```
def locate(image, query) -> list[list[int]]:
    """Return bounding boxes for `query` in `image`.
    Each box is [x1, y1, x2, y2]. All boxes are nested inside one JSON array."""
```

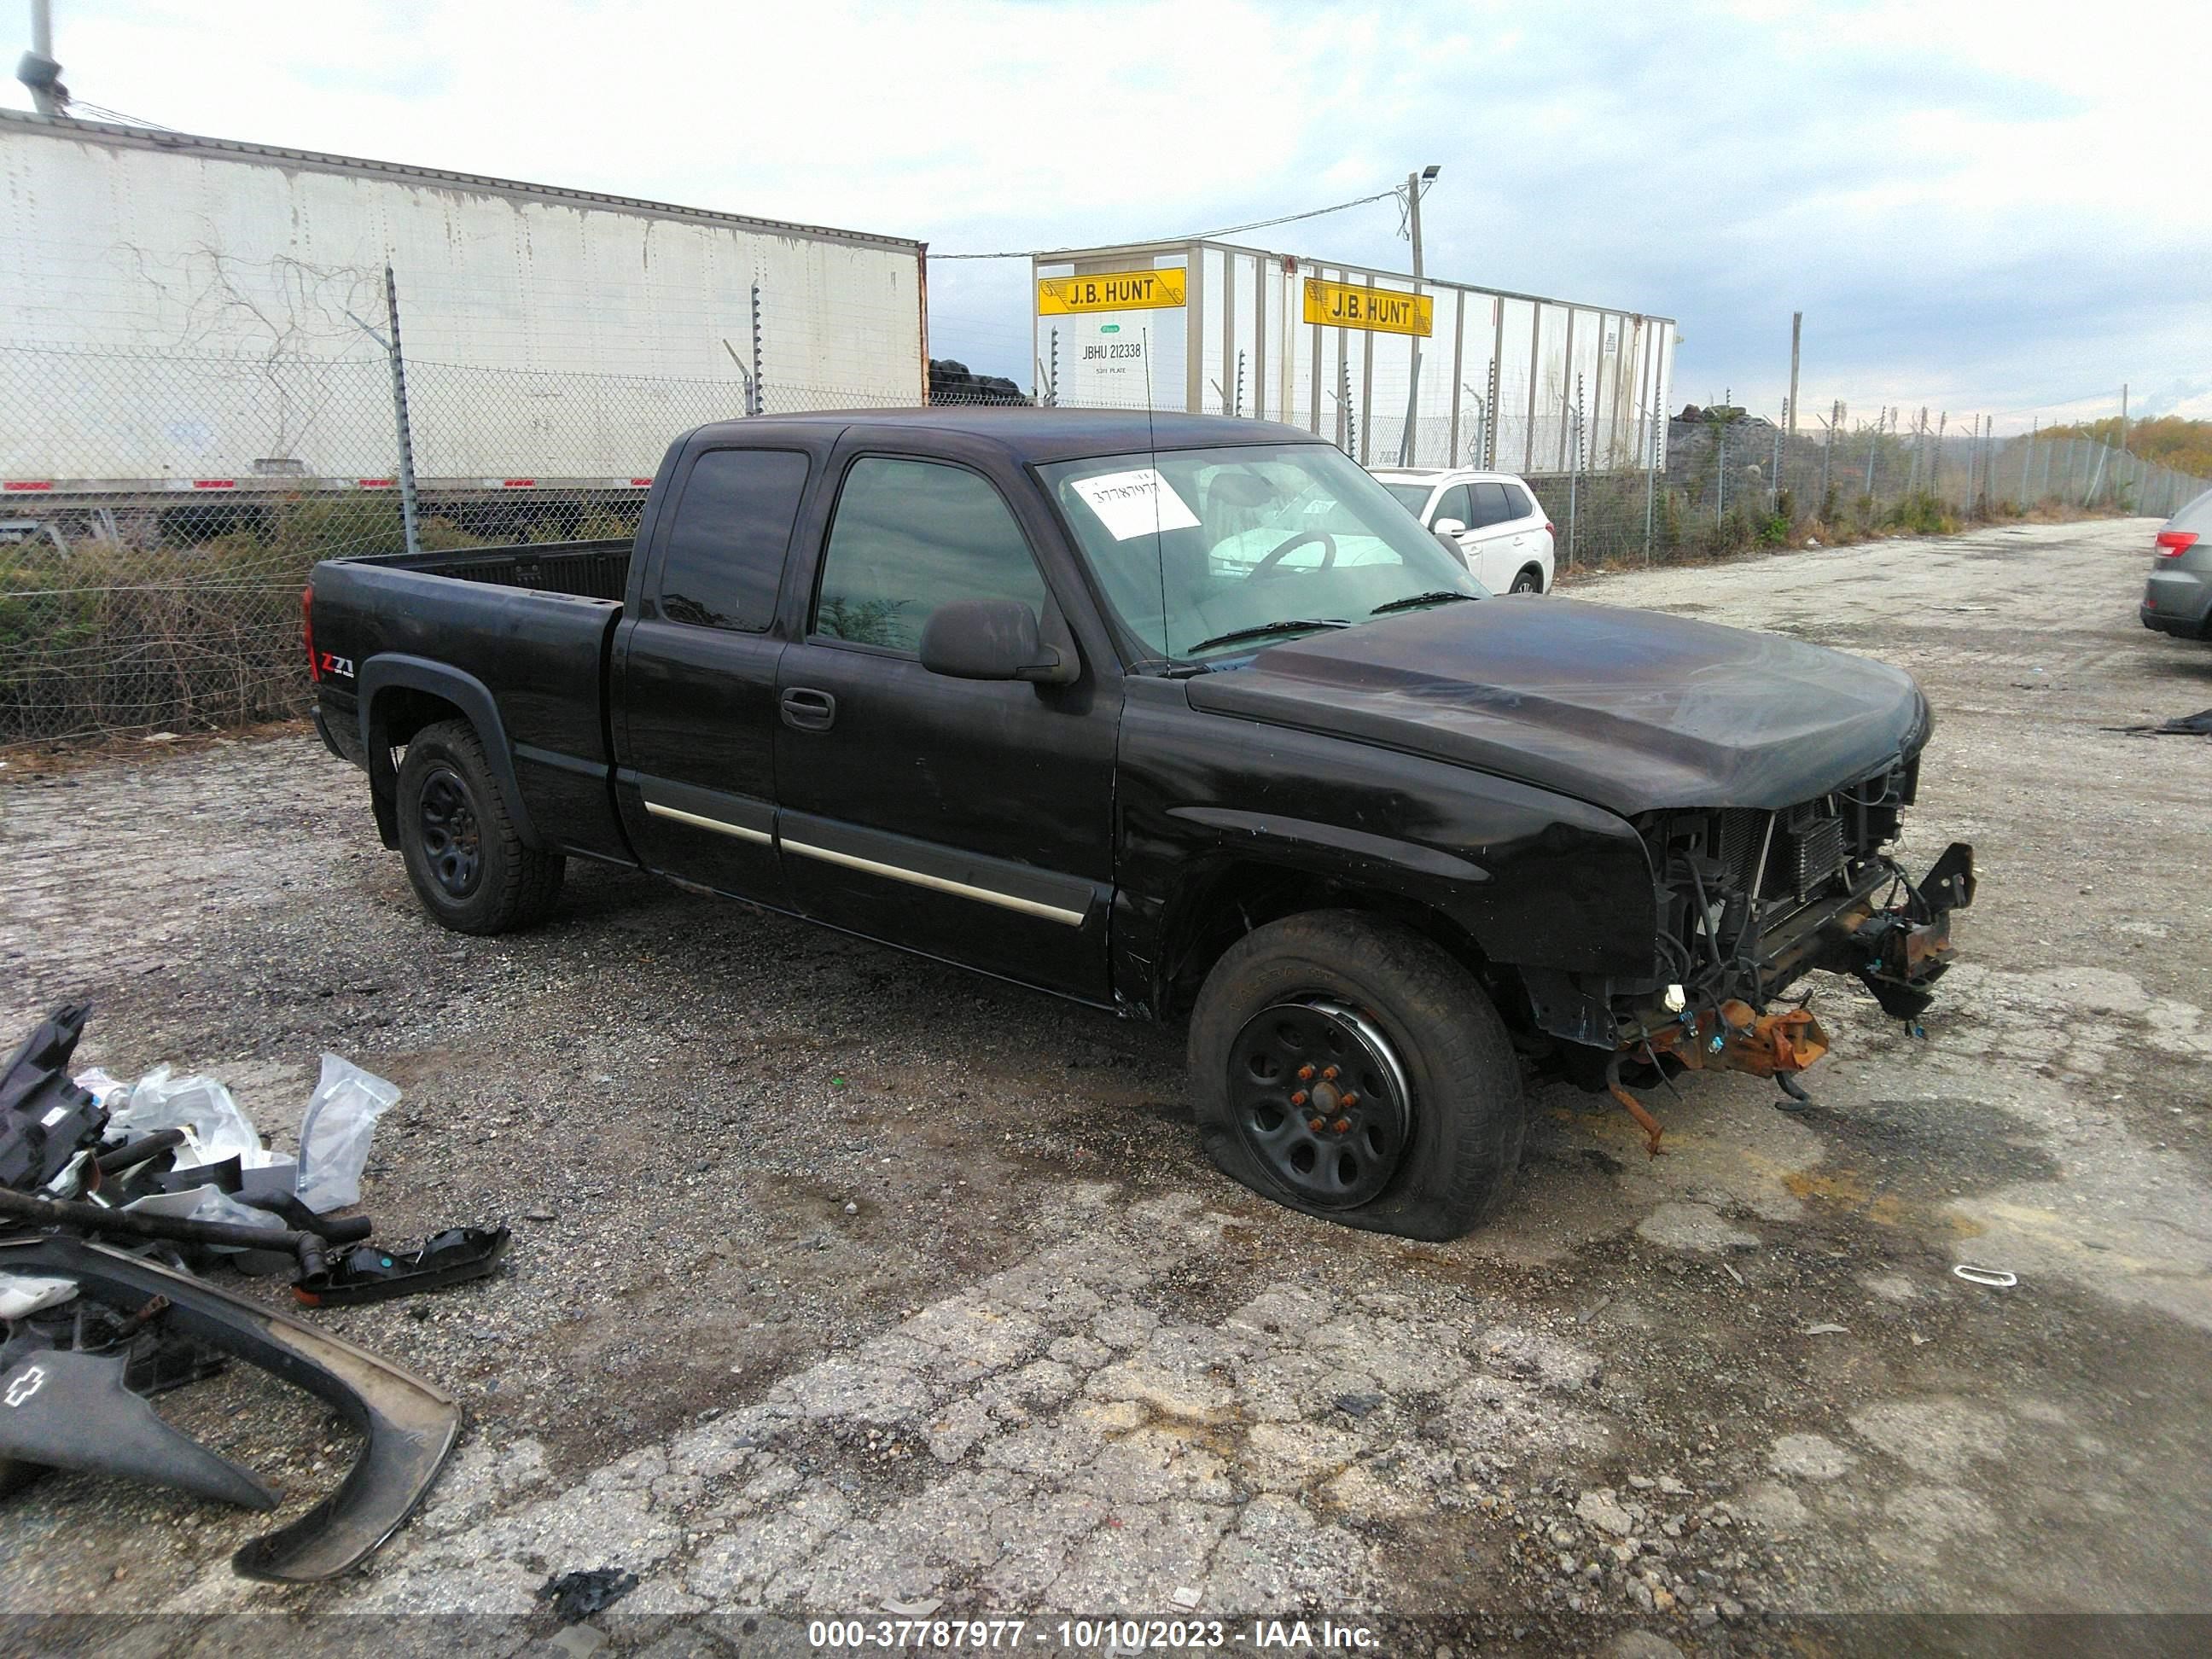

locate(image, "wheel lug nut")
[[1296, 1065, 1315, 1081], [1290, 1090, 1308, 1106], [1341, 1092, 1359, 1107], [1308, 1118, 1326, 1132], [1322, 1066, 1339, 1080], [1333, 1118, 1351, 1134]]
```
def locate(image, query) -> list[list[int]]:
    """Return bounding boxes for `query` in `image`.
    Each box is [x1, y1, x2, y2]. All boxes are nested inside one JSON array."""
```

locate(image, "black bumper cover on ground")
[[0, 1235, 462, 1582]]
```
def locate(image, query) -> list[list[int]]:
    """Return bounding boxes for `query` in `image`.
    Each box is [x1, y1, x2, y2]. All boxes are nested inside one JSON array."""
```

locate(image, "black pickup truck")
[[306, 409, 1971, 1239]]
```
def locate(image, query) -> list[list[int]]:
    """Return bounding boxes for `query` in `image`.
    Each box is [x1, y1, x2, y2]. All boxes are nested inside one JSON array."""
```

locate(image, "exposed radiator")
[[1784, 814, 1846, 898]]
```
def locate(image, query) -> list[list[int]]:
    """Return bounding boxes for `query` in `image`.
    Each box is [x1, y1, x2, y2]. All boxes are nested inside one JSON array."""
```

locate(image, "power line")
[[60, 102, 177, 131], [931, 183, 1406, 260]]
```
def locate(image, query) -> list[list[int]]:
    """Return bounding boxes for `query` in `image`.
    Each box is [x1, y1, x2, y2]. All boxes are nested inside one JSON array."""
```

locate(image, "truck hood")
[[1181, 597, 1929, 815]]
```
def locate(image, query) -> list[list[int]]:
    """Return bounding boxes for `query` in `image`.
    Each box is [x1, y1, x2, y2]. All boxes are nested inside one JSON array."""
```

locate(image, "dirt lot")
[[3, 516, 2209, 1654]]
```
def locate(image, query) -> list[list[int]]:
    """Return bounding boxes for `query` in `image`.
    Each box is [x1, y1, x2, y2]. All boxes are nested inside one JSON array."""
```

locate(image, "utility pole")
[[18, 0, 67, 115], [2119, 381, 2130, 473], [1397, 166, 1439, 467]]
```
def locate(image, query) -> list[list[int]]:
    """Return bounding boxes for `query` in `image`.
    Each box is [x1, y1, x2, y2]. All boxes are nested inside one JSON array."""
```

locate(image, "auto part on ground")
[[0, 1346, 276, 1510], [0, 1185, 335, 1278], [106, 1063, 283, 1176], [1, 1003, 106, 1192], [93, 1128, 186, 1176], [542, 1566, 642, 1623], [0, 1235, 463, 1581], [2109, 707, 2212, 737], [294, 1225, 512, 1307]]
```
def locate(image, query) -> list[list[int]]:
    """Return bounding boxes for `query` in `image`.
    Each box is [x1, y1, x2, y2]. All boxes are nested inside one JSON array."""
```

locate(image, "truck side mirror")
[[919, 599, 1077, 684]]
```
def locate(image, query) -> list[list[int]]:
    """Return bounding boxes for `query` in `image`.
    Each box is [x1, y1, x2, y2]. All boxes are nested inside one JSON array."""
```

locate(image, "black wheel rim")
[[417, 766, 483, 899], [1227, 998, 1412, 1208]]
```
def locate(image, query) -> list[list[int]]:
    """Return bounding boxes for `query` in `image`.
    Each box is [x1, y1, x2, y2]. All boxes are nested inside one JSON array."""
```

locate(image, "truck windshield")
[[1040, 443, 1483, 662]]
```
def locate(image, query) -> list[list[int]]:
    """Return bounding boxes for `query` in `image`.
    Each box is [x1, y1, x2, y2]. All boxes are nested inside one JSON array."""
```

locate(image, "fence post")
[[1717, 422, 1727, 527], [1770, 403, 1784, 512], [381, 264, 422, 558], [748, 283, 765, 416], [1567, 373, 1583, 568], [1643, 408, 1658, 563], [1821, 400, 1837, 510]]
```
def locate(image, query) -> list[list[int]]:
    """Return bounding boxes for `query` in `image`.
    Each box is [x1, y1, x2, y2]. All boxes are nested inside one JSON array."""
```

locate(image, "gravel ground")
[[2, 515, 2209, 1656]]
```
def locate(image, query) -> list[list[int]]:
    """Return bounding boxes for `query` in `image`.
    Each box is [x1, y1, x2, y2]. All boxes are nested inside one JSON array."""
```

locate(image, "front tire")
[[395, 719, 565, 934], [1188, 911, 1527, 1239]]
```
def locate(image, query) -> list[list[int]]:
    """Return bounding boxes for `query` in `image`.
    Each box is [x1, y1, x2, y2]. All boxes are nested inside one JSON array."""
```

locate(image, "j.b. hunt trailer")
[[1033, 238, 1675, 477]]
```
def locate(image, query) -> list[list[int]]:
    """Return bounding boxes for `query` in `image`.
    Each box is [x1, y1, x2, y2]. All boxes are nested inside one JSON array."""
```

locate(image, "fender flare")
[[356, 655, 541, 850]]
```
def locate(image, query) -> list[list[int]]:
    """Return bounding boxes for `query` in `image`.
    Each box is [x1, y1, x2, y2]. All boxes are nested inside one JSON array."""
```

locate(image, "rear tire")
[[395, 719, 565, 934], [1188, 910, 1527, 1239], [1511, 567, 1544, 593]]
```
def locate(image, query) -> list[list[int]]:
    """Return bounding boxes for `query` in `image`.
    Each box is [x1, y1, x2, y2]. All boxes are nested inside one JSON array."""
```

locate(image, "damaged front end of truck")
[[1525, 752, 1975, 1151]]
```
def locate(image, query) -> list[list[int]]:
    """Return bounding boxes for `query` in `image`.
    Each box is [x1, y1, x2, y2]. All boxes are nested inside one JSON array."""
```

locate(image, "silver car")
[[2143, 486, 2212, 640]]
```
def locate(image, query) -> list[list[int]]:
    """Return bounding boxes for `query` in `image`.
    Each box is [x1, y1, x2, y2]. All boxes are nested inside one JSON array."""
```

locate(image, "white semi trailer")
[[0, 110, 928, 504]]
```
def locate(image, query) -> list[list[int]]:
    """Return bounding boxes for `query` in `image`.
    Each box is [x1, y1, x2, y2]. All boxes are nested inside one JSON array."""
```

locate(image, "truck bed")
[[370, 538, 632, 602], [310, 537, 635, 865]]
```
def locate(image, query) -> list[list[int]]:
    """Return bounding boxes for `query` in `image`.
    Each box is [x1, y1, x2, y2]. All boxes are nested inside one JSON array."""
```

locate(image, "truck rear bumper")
[[313, 700, 367, 767]]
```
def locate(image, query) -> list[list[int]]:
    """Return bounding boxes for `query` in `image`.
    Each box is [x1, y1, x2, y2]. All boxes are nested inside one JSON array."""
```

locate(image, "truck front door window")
[[655, 448, 812, 632], [813, 458, 1050, 652]]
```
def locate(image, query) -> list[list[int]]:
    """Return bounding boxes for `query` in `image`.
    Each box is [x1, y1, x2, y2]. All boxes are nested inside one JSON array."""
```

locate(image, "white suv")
[[1371, 469, 1555, 593]]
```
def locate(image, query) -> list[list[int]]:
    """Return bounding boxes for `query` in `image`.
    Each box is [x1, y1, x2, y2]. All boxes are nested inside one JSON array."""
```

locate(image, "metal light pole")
[[18, 0, 67, 114], [1396, 165, 1440, 467]]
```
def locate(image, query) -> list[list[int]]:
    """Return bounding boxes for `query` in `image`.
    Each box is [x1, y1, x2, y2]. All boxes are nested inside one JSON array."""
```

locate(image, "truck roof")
[[682, 408, 1324, 465]]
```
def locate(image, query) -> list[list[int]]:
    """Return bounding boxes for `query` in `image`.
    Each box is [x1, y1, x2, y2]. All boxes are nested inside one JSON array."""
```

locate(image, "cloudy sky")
[[12, 0, 2205, 430]]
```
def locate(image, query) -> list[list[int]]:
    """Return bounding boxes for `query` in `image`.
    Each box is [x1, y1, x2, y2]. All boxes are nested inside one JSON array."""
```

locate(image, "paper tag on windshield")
[[1070, 468, 1200, 541]]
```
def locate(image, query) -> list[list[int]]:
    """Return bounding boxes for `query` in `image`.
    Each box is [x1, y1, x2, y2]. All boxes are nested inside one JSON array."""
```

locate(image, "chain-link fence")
[[0, 337, 778, 745], [1550, 409, 2208, 573], [6, 330, 2208, 748]]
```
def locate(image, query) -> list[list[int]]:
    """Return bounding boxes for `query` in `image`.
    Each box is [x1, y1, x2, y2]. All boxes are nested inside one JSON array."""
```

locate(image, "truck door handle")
[[780, 687, 836, 732]]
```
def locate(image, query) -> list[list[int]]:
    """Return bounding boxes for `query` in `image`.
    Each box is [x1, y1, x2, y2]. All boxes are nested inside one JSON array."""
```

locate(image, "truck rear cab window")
[[656, 448, 811, 631], [812, 457, 1049, 652]]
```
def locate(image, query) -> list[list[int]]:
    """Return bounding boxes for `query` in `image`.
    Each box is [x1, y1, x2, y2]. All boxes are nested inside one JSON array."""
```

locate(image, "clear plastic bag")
[[294, 1055, 401, 1214], [71, 1067, 127, 1109], [104, 1064, 275, 1170]]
